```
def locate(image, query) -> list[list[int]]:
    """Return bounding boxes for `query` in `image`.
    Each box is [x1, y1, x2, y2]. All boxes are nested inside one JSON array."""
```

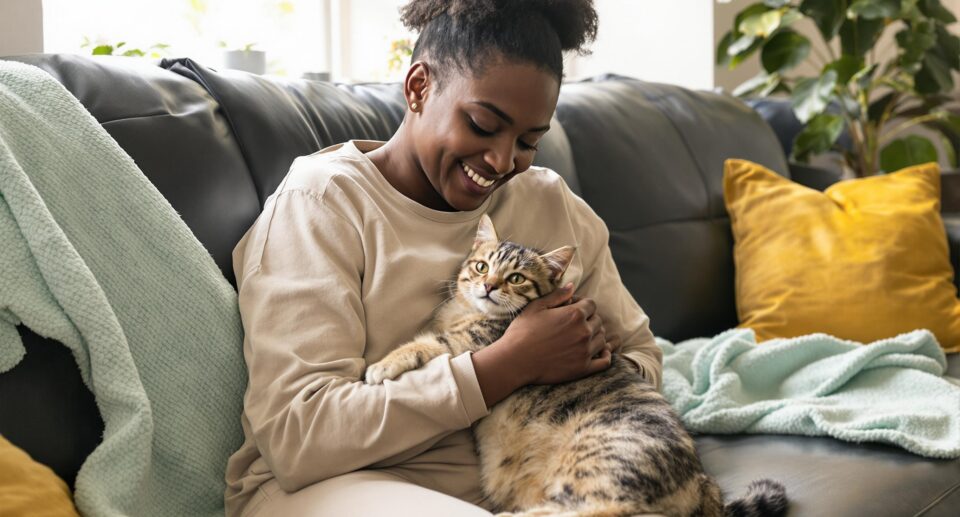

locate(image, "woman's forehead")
[[452, 61, 559, 127]]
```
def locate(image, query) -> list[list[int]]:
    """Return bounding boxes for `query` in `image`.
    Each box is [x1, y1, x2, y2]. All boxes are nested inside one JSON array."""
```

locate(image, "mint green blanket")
[[0, 61, 245, 515], [659, 328, 960, 458]]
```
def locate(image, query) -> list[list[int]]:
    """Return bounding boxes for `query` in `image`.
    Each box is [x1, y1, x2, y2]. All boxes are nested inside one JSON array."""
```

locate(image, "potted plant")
[[717, 0, 960, 178], [220, 42, 266, 75]]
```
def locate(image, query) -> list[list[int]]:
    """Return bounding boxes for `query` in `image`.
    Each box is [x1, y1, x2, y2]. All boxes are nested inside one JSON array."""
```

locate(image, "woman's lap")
[[246, 470, 493, 517]]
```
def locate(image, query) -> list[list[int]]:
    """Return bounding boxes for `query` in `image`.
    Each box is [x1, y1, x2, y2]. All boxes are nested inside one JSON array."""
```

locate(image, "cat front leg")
[[363, 334, 450, 385]]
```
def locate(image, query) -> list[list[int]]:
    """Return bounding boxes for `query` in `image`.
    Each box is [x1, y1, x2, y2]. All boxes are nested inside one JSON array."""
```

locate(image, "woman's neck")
[[365, 127, 455, 211]]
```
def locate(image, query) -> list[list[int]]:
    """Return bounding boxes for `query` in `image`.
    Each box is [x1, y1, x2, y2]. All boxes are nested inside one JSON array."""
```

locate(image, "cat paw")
[[363, 361, 405, 385]]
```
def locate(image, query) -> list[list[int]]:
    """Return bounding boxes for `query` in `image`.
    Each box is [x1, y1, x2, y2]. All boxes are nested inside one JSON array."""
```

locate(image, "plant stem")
[[879, 113, 944, 145]]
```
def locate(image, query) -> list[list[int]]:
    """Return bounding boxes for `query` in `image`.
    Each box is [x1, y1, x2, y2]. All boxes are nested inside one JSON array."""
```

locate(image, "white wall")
[[566, 0, 715, 89], [0, 0, 43, 56]]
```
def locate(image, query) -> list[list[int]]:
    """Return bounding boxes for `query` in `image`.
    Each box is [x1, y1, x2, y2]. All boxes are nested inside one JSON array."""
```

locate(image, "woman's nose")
[[484, 140, 515, 176]]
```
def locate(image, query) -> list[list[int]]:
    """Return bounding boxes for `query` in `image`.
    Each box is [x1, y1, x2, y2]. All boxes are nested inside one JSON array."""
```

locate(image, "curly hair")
[[399, 0, 598, 84]]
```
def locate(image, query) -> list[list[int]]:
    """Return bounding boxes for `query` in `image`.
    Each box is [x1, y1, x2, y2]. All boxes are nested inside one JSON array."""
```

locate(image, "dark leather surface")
[[555, 77, 787, 341], [697, 433, 960, 516], [1, 55, 958, 514]]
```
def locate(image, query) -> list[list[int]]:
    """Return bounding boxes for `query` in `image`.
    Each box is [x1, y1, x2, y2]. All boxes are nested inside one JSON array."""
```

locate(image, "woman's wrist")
[[471, 337, 526, 408]]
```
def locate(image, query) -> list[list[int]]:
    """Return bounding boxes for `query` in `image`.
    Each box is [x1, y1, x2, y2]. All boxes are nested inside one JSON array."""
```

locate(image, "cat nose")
[[484, 283, 496, 294]]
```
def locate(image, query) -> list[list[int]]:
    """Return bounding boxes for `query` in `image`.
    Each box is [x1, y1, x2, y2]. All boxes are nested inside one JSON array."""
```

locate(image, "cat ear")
[[474, 213, 499, 249], [541, 246, 576, 280]]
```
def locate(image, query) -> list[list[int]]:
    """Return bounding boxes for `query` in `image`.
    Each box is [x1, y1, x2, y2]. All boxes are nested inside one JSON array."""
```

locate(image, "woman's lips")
[[461, 161, 496, 194]]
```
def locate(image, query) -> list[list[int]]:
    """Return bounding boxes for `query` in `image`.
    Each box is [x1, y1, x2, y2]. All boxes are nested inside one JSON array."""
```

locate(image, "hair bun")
[[400, 0, 597, 54]]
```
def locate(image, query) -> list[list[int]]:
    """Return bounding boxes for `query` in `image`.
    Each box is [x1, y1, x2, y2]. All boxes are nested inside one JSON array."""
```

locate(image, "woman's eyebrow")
[[471, 101, 551, 133]]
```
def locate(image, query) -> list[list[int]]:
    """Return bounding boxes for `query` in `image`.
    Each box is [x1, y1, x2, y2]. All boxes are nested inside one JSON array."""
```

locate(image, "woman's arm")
[[559, 184, 663, 389], [236, 189, 488, 493]]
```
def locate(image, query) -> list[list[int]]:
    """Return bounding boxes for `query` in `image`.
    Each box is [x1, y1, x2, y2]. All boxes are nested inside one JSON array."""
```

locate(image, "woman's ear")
[[404, 61, 431, 113]]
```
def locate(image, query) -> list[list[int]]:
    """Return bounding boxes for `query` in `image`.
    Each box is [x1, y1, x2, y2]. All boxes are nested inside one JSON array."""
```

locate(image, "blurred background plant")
[[80, 37, 170, 58], [387, 38, 413, 74], [718, 0, 960, 176]]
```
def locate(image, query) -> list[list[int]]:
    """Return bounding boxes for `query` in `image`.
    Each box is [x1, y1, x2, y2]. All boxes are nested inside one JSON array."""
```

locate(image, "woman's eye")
[[475, 261, 489, 273], [519, 140, 539, 151], [469, 119, 495, 137], [508, 273, 525, 284]]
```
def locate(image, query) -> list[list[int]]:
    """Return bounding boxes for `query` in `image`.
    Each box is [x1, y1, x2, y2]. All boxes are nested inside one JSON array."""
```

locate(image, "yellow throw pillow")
[[724, 159, 960, 353], [0, 434, 80, 517]]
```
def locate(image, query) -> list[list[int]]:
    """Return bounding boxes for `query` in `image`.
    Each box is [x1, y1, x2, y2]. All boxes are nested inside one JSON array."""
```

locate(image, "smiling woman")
[[223, 1, 663, 516]]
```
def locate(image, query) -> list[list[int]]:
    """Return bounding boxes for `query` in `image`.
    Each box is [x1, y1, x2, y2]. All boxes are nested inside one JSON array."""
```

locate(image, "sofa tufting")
[[0, 53, 958, 516]]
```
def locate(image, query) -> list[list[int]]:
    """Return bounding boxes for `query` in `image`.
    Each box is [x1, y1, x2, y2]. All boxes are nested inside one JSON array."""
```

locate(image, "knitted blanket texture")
[[0, 61, 245, 516], [659, 328, 960, 458]]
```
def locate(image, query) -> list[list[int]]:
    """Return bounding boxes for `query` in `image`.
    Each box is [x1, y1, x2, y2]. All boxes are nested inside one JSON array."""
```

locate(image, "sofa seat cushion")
[[698, 432, 960, 517], [701, 352, 959, 516]]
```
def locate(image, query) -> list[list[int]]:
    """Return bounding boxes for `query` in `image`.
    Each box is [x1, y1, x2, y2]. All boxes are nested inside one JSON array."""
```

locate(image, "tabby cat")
[[364, 214, 787, 517]]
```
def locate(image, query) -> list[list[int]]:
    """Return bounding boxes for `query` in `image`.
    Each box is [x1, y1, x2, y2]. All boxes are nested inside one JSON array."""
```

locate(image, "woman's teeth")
[[463, 162, 494, 187]]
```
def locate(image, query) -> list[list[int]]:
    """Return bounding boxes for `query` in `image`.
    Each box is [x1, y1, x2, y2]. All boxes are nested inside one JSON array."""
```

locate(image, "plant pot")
[[222, 50, 266, 75]]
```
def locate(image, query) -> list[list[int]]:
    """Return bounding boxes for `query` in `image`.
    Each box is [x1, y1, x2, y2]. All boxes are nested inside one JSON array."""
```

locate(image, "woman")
[[224, 1, 662, 515]]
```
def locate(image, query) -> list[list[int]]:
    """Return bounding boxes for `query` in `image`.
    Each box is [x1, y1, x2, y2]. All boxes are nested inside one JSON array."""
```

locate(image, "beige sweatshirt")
[[223, 140, 663, 514]]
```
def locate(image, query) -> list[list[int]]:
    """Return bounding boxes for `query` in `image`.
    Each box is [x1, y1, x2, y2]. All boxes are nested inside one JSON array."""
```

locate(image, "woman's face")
[[409, 58, 560, 212]]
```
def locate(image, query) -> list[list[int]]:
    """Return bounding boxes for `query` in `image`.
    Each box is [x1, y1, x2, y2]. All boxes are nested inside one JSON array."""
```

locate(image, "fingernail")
[[564, 282, 574, 291]]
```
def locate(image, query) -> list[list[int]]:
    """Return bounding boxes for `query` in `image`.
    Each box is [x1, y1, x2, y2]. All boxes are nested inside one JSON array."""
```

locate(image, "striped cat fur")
[[364, 214, 787, 517]]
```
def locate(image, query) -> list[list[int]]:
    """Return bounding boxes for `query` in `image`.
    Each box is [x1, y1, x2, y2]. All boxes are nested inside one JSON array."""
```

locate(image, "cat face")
[[457, 214, 576, 317]]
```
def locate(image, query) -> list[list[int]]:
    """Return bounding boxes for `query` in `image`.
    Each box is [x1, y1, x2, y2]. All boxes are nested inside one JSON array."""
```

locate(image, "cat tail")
[[724, 479, 788, 517]]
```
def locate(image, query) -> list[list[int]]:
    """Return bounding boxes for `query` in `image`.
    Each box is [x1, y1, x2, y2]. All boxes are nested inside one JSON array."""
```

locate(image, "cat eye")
[[475, 261, 489, 274], [507, 273, 526, 285]]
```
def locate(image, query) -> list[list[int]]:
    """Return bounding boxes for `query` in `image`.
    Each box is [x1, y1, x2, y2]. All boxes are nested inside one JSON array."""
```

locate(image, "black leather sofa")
[[1, 54, 958, 516]]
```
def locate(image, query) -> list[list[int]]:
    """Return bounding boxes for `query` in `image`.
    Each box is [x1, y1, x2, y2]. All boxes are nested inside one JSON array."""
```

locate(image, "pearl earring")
[[411, 102, 419, 111]]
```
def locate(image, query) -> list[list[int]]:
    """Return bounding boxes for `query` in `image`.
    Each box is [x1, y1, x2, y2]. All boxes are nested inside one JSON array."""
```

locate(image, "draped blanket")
[[659, 328, 960, 458], [0, 60, 245, 516]]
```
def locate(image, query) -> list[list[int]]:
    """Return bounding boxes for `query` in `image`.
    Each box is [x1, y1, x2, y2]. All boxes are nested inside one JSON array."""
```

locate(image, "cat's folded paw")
[[363, 361, 403, 385]]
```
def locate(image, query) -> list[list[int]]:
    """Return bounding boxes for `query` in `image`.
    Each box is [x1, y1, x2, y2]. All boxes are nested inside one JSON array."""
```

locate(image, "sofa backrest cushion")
[[7, 54, 260, 288], [161, 58, 581, 203], [555, 76, 789, 340]]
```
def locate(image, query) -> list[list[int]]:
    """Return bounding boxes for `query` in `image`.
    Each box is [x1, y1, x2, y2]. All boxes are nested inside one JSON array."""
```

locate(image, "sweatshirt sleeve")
[[234, 187, 489, 493], [560, 185, 663, 390]]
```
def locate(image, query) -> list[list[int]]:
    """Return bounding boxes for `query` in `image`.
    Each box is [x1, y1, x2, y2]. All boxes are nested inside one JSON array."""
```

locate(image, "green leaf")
[[729, 33, 758, 54], [122, 49, 145, 57], [918, 0, 957, 23], [740, 9, 784, 37], [736, 3, 774, 32], [852, 62, 878, 90], [779, 8, 805, 27], [733, 72, 783, 97], [847, 0, 900, 19], [933, 25, 960, 70], [730, 36, 765, 68], [764, 0, 791, 7], [867, 91, 898, 122], [880, 135, 939, 172], [717, 31, 735, 67], [916, 52, 954, 94], [825, 55, 865, 85], [792, 112, 845, 162], [839, 16, 885, 57], [800, 0, 845, 40], [761, 30, 812, 73], [923, 112, 960, 165], [791, 69, 839, 123], [91, 45, 113, 55], [896, 21, 937, 69]]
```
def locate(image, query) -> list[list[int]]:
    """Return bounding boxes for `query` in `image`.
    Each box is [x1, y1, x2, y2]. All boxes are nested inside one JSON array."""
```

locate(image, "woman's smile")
[[460, 161, 497, 194]]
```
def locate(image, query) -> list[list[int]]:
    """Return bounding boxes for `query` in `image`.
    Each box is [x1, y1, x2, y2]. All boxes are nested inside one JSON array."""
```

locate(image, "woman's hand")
[[500, 283, 614, 385], [471, 283, 616, 407]]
